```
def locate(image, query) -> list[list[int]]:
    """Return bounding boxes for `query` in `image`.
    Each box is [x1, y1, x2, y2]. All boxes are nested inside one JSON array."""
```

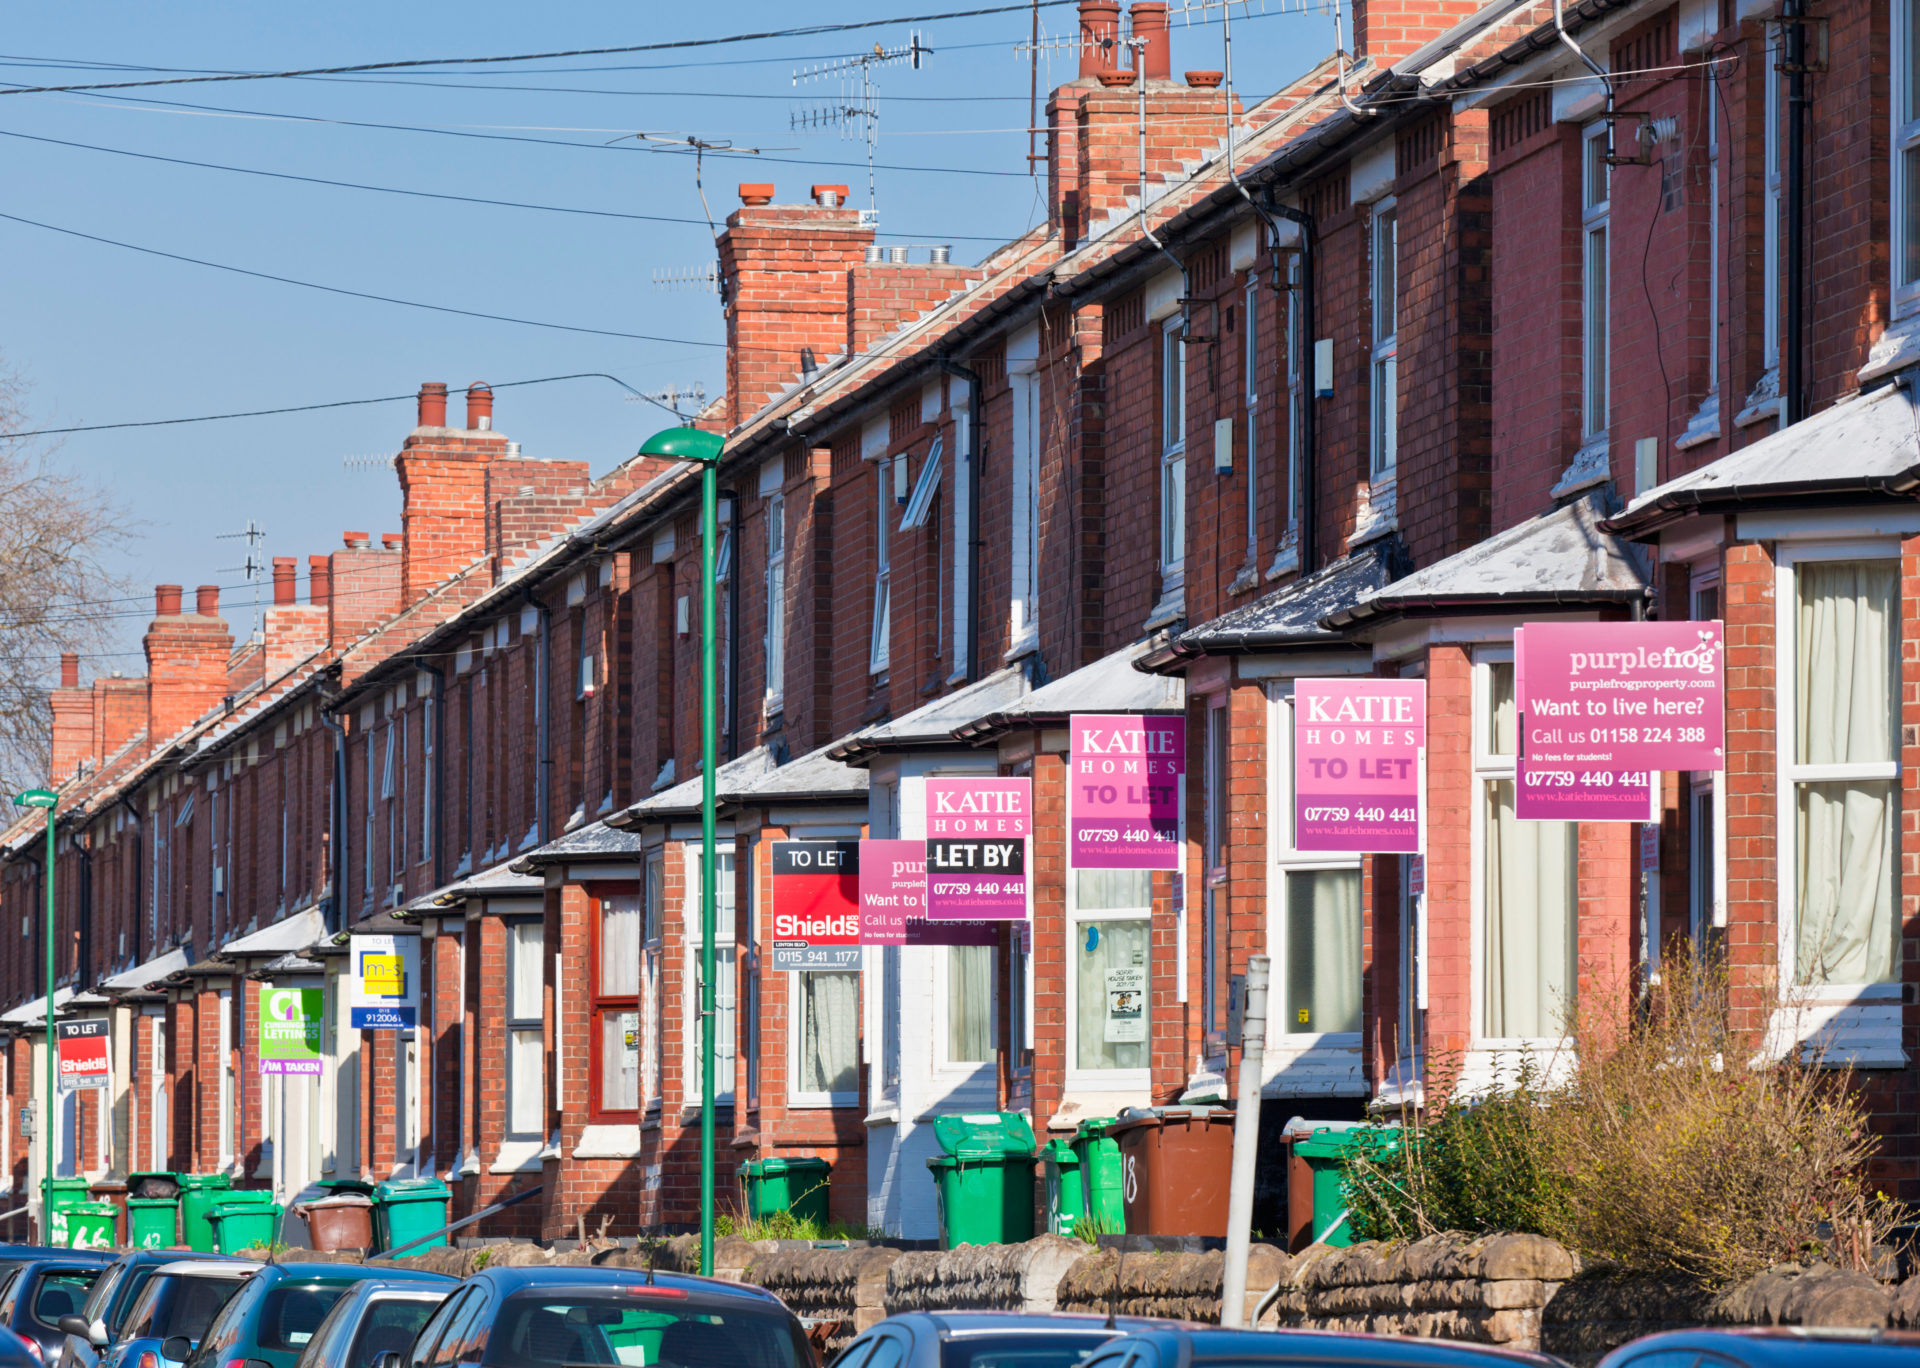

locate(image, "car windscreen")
[[153, 1277, 246, 1342], [481, 1292, 807, 1368], [348, 1298, 443, 1368], [256, 1285, 352, 1354], [28, 1271, 102, 1334], [940, 1333, 1119, 1368]]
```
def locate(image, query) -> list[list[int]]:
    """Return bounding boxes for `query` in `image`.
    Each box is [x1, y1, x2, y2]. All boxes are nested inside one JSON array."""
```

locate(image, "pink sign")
[[1518, 621, 1724, 772], [1293, 679, 1426, 853], [1516, 724, 1654, 821], [1069, 715, 1184, 870], [905, 919, 1000, 947], [925, 777, 1031, 837], [858, 839, 923, 946]]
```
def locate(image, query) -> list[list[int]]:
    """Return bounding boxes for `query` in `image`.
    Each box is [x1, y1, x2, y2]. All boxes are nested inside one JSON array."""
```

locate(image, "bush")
[[1344, 950, 1889, 1287]]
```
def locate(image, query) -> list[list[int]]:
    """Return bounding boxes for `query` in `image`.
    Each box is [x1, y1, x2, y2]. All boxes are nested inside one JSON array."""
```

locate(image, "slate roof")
[[98, 944, 192, 997], [955, 639, 1184, 739], [1324, 494, 1648, 628], [609, 746, 778, 825], [825, 666, 1030, 765], [216, 905, 327, 960], [727, 742, 869, 805], [1138, 544, 1402, 671], [512, 819, 645, 872], [428, 860, 545, 906], [1605, 381, 1920, 538]]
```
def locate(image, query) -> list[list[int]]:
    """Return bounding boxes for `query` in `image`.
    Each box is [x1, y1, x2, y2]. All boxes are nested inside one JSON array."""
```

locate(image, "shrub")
[[1344, 949, 1889, 1287]]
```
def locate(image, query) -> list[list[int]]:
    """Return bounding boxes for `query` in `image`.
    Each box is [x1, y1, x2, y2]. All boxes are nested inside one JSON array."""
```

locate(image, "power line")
[[0, 3, 1080, 96], [0, 209, 729, 348]]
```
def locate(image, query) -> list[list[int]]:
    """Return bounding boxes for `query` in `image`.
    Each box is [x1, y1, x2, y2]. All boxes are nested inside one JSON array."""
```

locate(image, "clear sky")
[[0, 0, 1328, 671]]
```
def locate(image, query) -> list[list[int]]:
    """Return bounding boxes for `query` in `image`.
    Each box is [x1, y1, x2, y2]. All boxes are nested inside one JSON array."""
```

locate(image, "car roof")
[[252, 1264, 456, 1287], [114, 1251, 240, 1270], [900, 1312, 1179, 1337], [9, 1258, 111, 1274], [476, 1265, 787, 1308], [152, 1262, 254, 1279], [1108, 1327, 1565, 1368], [1602, 1328, 1920, 1364]]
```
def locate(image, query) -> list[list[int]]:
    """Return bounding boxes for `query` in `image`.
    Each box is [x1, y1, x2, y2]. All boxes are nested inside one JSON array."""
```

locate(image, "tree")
[[0, 361, 135, 799]]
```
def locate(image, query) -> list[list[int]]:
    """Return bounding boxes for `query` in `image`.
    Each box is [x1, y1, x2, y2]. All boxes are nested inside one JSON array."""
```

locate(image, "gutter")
[[1323, 586, 1648, 630]]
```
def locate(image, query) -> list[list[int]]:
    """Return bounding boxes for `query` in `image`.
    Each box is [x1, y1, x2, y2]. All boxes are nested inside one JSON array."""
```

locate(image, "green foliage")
[[468, 1248, 492, 1271], [716, 1182, 882, 1242]]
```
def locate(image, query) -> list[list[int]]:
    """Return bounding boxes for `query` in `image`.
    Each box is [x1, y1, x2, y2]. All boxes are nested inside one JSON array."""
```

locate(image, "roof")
[[428, 860, 544, 906], [1140, 543, 1404, 671], [152, 1260, 255, 1278], [347, 907, 419, 937], [0, 987, 77, 1027], [1116, 1326, 1561, 1367], [216, 906, 327, 961], [98, 945, 192, 997], [251, 950, 326, 980], [1604, 380, 1920, 537], [511, 819, 645, 872], [1324, 494, 1648, 629], [725, 741, 868, 806], [462, 1264, 787, 1307], [825, 666, 1030, 765], [955, 639, 1184, 740], [1592, 1329, 1920, 1367], [610, 746, 778, 825]]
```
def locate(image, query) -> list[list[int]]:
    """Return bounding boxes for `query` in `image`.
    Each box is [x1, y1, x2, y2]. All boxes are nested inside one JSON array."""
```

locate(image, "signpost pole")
[[13, 789, 58, 1236]]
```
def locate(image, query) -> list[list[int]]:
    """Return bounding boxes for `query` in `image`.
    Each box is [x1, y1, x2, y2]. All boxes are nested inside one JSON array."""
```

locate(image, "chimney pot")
[[1079, 0, 1122, 77], [1185, 69, 1224, 87], [417, 382, 449, 428], [382, 534, 404, 551], [1098, 68, 1137, 86], [272, 557, 297, 606], [308, 555, 332, 608], [1130, 1, 1171, 80], [195, 585, 220, 617], [930, 244, 953, 265], [465, 382, 494, 431], [59, 653, 78, 689], [864, 243, 884, 264], [343, 531, 370, 549], [885, 245, 910, 264], [739, 182, 775, 206], [810, 183, 850, 207], [155, 585, 183, 617]]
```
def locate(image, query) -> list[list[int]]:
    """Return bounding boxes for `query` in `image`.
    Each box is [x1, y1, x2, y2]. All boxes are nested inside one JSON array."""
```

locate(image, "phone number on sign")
[[932, 880, 1022, 897], [1076, 827, 1175, 844], [1576, 727, 1708, 745], [1302, 806, 1417, 823], [1523, 770, 1652, 788]]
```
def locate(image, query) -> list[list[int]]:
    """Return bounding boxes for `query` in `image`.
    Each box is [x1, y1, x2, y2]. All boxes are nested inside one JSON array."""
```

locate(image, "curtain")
[[600, 1011, 639, 1111], [948, 946, 992, 1064], [509, 921, 543, 1022], [800, 971, 859, 1097], [881, 946, 902, 1094], [1488, 661, 1517, 755], [1795, 560, 1898, 984], [508, 1028, 543, 1136], [1483, 779, 1577, 1038], [600, 896, 641, 997], [1284, 869, 1362, 1034]]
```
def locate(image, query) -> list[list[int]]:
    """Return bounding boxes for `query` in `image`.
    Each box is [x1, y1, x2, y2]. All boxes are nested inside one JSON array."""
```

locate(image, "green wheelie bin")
[[1291, 1125, 1402, 1248], [127, 1171, 183, 1250], [372, 1177, 451, 1254], [1071, 1117, 1125, 1236], [1040, 1139, 1083, 1236], [41, 1177, 90, 1246], [740, 1157, 831, 1229], [207, 1200, 283, 1253], [177, 1174, 234, 1253], [64, 1201, 117, 1250], [925, 1112, 1036, 1250]]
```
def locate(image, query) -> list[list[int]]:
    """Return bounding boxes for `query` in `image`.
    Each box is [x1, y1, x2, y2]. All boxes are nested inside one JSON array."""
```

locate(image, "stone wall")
[[1057, 1246, 1292, 1324]]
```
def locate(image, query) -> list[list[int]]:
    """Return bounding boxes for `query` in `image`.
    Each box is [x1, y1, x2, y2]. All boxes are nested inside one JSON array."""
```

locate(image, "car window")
[[940, 1335, 1116, 1368], [480, 1292, 807, 1368], [1078, 1348, 1135, 1368], [349, 1297, 444, 1368], [292, 1293, 360, 1368], [183, 1277, 262, 1368], [81, 1266, 122, 1324], [433, 1289, 490, 1368], [119, 1279, 166, 1341], [865, 1336, 907, 1368], [257, 1286, 352, 1354], [833, 1337, 878, 1368], [0, 1268, 24, 1319], [108, 1269, 159, 1338], [159, 1278, 245, 1344], [1613, 1355, 1705, 1368], [32, 1272, 103, 1332], [405, 1289, 473, 1368]]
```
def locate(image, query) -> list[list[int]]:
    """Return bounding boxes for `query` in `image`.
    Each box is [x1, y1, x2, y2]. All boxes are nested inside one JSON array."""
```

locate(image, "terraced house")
[[2, 0, 1918, 1242]]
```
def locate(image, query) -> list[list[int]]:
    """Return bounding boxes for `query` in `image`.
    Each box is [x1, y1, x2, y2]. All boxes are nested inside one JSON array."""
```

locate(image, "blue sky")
[[0, 1, 1326, 667]]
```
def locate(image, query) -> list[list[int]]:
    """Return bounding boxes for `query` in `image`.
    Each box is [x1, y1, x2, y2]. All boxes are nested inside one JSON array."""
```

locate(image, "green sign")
[[259, 987, 324, 1075]]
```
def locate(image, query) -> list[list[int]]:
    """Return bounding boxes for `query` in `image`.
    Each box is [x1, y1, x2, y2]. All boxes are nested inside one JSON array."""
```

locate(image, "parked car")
[[0, 1258, 114, 1364], [57, 1252, 250, 1368], [1598, 1328, 1920, 1368], [835, 1311, 1184, 1368], [0, 1329, 43, 1368], [97, 1261, 254, 1368], [291, 1283, 449, 1368], [395, 1265, 816, 1368], [1075, 1328, 1567, 1368], [177, 1266, 455, 1368]]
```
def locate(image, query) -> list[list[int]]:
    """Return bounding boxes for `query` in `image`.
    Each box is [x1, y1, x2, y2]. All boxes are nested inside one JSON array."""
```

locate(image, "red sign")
[[770, 841, 860, 971], [56, 1020, 108, 1093]]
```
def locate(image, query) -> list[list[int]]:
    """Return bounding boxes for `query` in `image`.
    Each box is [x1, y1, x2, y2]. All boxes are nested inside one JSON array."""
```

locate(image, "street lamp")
[[636, 423, 725, 1277], [13, 788, 56, 1235]]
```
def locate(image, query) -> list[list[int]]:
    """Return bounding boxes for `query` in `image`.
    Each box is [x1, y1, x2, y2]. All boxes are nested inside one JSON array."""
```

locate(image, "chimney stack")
[[273, 557, 297, 606], [145, 580, 232, 741], [465, 383, 494, 431], [264, 555, 328, 675], [1079, 0, 1121, 76], [60, 653, 78, 688], [327, 531, 402, 652], [50, 653, 91, 781], [417, 382, 448, 429], [1130, 1, 1170, 81]]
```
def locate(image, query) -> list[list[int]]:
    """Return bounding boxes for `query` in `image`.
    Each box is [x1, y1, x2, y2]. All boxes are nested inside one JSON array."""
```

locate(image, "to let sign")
[[1518, 621, 1724, 772], [924, 777, 1031, 920], [260, 987, 324, 1075], [55, 1020, 108, 1092], [1069, 715, 1183, 870], [349, 934, 419, 1029], [771, 840, 862, 971], [858, 838, 922, 946], [1293, 679, 1426, 853]]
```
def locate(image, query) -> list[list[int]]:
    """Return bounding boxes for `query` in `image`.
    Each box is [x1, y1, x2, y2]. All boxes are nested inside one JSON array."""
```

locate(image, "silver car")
[[100, 1261, 253, 1368]]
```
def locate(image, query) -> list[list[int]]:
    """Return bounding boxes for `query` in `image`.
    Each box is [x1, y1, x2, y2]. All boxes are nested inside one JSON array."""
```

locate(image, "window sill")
[[1144, 578, 1187, 632], [788, 1096, 860, 1111], [1860, 311, 1920, 386], [1265, 536, 1300, 582], [863, 1105, 901, 1126], [1003, 632, 1039, 664], [1673, 391, 1722, 451], [1226, 559, 1262, 597], [1263, 1036, 1368, 1098], [1348, 478, 1398, 548], [489, 1140, 545, 1174], [1550, 434, 1611, 499], [573, 1123, 643, 1159], [1734, 367, 1782, 428], [1762, 997, 1909, 1069], [1046, 1089, 1150, 1132]]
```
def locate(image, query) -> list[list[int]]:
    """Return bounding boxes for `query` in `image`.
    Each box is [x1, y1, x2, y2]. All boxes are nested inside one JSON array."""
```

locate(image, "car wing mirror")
[[56, 1316, 89, 1338], [89, 1319, 109, 1348], [160, 1336, 193, 1363]]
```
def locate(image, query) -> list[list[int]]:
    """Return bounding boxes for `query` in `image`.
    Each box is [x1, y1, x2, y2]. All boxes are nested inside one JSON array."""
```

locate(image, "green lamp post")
[[13, 787, 56, 1235], [636, 423, 725, 1276]]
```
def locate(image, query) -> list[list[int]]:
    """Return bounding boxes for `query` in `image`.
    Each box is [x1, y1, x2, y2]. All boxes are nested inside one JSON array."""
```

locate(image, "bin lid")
[[747, 1157, 829, 1176], [1073, 1117, 1121, 1140], [296, 1194, 373, 1209], [1040, 1139, 1079, 1163], [373, 1177, 451, 1201], [1293, 1124, 1401, 1159], [44, 1177, 91, 1191], [125, 1197, 179, 1207], [88, 1181, 128, 1194], [1108, 1104, 1232, 1135], [931, 1111, 1036, 1159], [208, 1201, 282, 1217], [178, 1174, 234, 1190], [71, 1202, 117, 1215]]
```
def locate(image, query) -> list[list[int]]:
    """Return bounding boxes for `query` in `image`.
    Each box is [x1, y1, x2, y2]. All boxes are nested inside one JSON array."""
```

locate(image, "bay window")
[[1009, 369, 1041, 652], [871, 464, 892, 675], [764, 493, 787, 708], [945, 947, 994, 1066], [1268, 687, 1363, 1041], [1476, 657, 1578, 1041], [684, 845, 737, 1105], [1786, 556, 1899, 986], [592, 893, 641, 1118], [1068, 870, 1151, 1087], [505, 919, 545, 1140], [1244, 278, 1261, 563]]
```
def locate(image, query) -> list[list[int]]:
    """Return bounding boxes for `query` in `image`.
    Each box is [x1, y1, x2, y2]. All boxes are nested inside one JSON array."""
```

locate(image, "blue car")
[[56, 1252, 251, 1368], [291, 1282, 449, 1368], [1074, 1328, 1566, 1368], [100, 1262, 254, 1368], [1597, 1328, 1920, 1368], [180, 1265, 455, 1368], [0, 1258, 113, 1364]]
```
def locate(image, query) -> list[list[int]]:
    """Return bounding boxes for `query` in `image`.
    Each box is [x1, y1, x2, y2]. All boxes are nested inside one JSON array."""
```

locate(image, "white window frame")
[[1243, 277, 1261, 563], [1285, 255, 1303, 540], [683, 842, 738, 1107], [420, 695, 435, 866], [1581, 123, 1611, 441], [1265, 686, 1365, 1058], [1160, 317, 1187, 586], [871, 462, 892, 674], [1763, 30, 1784, 368], [1063, 867, 1151, 1095], [504, 918, 545, 1141], [1706, 79, 1722, 396], [1899, 0, 1920, 313], [149, 1014, 167, 1171], [643, 850, 665, 1112], [935, 943, 997, 1070], [764, 494, 787, 709], [787, 969, 861, 1109], [1008, 369, 1041, 654], [950, 400, 973, 678], [217, 987, 234, 1169], [1369, 200, 1398, 480], [1689, 570, 1727, 944], [1773, 541, 1903, 999]]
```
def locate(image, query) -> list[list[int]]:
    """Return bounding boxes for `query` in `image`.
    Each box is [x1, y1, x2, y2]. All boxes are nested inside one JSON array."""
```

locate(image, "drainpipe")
[[115, 797, 142, 967], [76, 832, 92, 993], [1264, 191, 1318, 573], [725, 490, 742, 759], [519, 590, 553, 846], [1220, 6, 1291, 296], [417, 663, 445, 889], [937, 357, 985, 682], [317, 683, 348, 936], [1782, 0, 1807, 423]]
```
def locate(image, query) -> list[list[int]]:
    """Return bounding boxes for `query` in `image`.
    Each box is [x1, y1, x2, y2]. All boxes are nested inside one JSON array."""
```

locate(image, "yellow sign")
[[361, 953, 405, 998]]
